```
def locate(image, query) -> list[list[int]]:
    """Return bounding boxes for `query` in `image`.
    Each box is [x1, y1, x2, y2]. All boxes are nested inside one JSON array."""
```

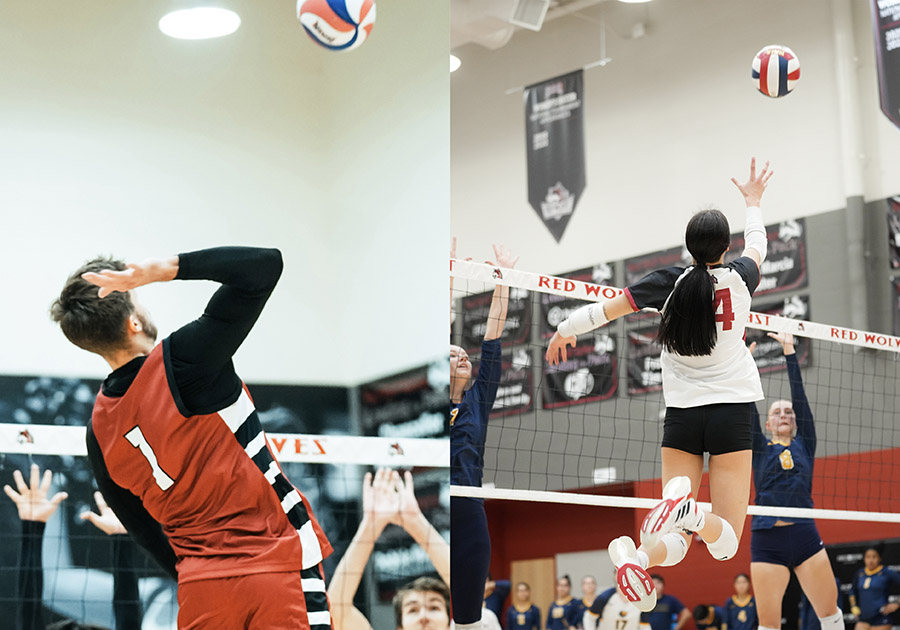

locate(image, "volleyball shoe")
[[640, 475, 704, 550], [608, 535, 657, 612]]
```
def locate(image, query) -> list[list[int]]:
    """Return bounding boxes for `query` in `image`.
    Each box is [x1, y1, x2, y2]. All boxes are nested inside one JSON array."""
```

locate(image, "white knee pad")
[[705, 519, 738, 561], [456, 622, 483, 630], [818, 609, 843, 630], [659, 532, 689, 567], [758, 625, 781, 630]]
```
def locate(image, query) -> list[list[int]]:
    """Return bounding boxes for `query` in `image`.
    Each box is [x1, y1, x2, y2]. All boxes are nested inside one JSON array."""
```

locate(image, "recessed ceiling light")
[[450, 54, 461, 73], [617, 0, 652, 3], [159, 7, 241, 40]]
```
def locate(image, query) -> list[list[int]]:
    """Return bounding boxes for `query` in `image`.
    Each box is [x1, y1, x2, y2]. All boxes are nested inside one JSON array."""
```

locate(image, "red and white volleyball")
[[751, 45, 800, 98], [296, 0, 376, 52]]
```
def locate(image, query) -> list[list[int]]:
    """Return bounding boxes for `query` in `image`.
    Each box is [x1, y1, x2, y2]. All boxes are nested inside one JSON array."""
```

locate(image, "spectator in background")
[[507, 582, 542, 630], [723, 574, 757, 630], [642, 575, 690, 630], [327, 468, 450, 630], [694, 605, 726, 630], [485, 575, 512, 625], [850, 546, 900, 630], [4, 464, 142, 630], [547, 575, 581, 630], [585, 583, 641, 630], [574, 576, 599, 629]]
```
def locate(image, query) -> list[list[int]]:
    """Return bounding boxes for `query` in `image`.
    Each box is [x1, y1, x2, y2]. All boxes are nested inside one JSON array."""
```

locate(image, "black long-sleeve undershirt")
[[86, 246, 283, 581]]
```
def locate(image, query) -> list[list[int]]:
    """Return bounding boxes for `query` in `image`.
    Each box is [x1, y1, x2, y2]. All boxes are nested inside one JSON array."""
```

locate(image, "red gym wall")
[[486, 447, 900, 621]]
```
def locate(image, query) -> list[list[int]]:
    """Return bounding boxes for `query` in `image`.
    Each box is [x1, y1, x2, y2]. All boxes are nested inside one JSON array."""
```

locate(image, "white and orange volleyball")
[[296, 0, 375, 51], [751, 45, 800, 98]]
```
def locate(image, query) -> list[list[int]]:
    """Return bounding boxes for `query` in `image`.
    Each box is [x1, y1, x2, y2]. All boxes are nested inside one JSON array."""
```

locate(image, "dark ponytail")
[[657, 209, 731, 356]]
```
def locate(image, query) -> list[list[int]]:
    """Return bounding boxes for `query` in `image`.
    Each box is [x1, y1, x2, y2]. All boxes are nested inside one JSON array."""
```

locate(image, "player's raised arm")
[[484, 244, 519, 342], [731, 157, 773, 267]]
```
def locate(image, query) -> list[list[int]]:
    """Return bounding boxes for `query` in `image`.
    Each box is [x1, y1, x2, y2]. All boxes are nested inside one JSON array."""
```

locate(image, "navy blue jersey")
[[547, 597, 581, 630], [751, 353, 816, 530], [451, 338, 502, 487], [852, 566, 900, 620], [642, 594, 686, 630], [485, 579, 511, 621], [509, 604, 543, 630], [723, 596, 757, 630], [696, 607, 725, 630]]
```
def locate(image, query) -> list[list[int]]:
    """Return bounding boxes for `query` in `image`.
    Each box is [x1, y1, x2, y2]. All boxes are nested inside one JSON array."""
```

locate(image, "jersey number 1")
[[713, 288, 735, 331], [125, 427, 175, 491]]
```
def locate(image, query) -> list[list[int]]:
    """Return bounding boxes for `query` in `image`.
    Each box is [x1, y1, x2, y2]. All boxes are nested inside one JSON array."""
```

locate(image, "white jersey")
[[624, 257, 764, 408], [588, 589, 642, 630]]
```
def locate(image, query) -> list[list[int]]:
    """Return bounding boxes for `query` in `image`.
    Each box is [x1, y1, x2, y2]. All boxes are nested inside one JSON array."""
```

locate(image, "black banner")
[[460, 287, 531, 354], [888, 197, 900, 268], [893, 278, 900, 336], [542, 331, 618, 409], [623, 218, 808, 305], [524, 69, 586, 243], [745, 294, 812, 373], [359, 360, 450, 439], [468, 345, 534, 418], [626, 321, 663, 396], [539, 263, 617, 338], [871, 0, 900, 130]]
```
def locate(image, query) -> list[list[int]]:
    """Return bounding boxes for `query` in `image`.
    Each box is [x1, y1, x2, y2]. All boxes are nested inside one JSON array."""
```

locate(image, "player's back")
[[91, 345, 328, 583]]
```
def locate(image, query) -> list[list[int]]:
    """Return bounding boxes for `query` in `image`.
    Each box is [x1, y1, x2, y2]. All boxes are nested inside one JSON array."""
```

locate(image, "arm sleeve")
[[850, 572, 860, 607], [727, 257, 761, 296], [623, 267, 684, 312], [672, 597, 685, 614], [18, 519, 46, 630], [785, 353, 816, 454], [472, 338, 503, 419], [536, 606, 544, 630], [112, 535, 144, 630], [751, 402, 767, 454], [168, 246, 283, 414], [86, 424, 178, 581], [590, 590, 614, 616]]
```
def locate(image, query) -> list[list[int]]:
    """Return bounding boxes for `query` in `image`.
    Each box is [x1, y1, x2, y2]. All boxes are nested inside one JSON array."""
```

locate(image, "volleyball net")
[[0, 424, 449, 630], [450, 258, 900, 524]]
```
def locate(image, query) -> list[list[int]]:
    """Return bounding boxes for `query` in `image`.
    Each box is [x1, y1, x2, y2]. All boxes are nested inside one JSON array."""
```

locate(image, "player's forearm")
[[404, 513, 450, 586], [19, 519, 46, 630], [484, 284, 509, 341], [176, 247, 283, 295], [327, 516, 385, 611]]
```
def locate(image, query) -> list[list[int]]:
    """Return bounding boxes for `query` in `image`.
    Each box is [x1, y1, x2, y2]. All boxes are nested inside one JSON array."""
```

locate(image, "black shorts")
[[661, 402, 753, 455], [750, 521, 825, 567]]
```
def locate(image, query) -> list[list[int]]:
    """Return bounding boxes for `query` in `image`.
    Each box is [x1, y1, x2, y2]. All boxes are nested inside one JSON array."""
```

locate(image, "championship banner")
[[888, 197, 900, 268], [540, 263, 618, 408], [871, 0, 900, 130], [626, 322, 662, 396], [460, 286, 531, 354], [488, 346, 534, 418], [745, 294, 811, 372], [524, 69, 586, 242], [624, 219, 808, 298]]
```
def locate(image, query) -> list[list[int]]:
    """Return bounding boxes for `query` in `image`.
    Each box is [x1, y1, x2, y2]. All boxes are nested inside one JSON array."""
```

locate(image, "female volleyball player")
[[748, 332, 843, 630], [723, 573, 757, 630], [584, 582, 642, 630], [546, 575, 581, 630], [547, 158, 773, 611], [850, 546, 900, 630], [574, 575, 599, 628], [507, 582, 542, 630], [450, 241, 518, 630]]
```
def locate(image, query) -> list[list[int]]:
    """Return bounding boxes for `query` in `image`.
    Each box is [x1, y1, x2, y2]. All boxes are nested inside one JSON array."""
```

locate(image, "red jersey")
[[91, 344, 331, 583]]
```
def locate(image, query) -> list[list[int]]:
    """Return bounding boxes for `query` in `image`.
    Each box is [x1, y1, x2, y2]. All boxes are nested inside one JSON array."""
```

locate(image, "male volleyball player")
[[50, 247, 332, 630]]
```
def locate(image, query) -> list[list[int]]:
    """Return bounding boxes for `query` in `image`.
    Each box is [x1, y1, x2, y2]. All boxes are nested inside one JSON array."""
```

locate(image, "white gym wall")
[[451, 0, 900, 273], [0, 0, 448, 385]]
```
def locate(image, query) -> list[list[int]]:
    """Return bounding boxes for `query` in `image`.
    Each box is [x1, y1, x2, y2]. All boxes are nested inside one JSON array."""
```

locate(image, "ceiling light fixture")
[[159, 7, 241, 40], [450, 54, 461, 73], [616, 0, 653, 3]]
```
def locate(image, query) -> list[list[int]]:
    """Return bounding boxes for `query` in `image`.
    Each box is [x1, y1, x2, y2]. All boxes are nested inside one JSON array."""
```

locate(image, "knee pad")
[[659, 532, 689, 567], [706, 519, 738, 561], [818, 609, 843, 630]]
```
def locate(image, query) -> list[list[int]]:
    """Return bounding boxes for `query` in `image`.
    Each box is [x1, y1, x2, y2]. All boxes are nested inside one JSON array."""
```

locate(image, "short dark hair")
[[651, 574, 664, 585], [50, 257, 133, 354], [693, 605, 713, 623], [392, 577, 450, 628]]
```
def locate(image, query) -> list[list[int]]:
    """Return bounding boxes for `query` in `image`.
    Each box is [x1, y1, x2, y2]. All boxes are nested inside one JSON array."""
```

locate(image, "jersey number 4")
[[125, 427, 175, 491], [713, 288, 735, 331]]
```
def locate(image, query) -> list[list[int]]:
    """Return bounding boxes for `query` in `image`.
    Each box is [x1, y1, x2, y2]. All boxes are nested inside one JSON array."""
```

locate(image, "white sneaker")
[[608, 536, 657, 612], [640, 476, 703, 550]]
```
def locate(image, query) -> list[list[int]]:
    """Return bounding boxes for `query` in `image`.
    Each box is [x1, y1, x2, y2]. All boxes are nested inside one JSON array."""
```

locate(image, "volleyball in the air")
[[751, 45, 800, 98], [296, 0, 376, 51]]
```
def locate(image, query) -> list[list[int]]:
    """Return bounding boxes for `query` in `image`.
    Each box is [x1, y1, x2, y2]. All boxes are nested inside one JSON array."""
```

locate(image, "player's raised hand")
[[363, 468, 400, 532], [493, 244, 519, 270], [394, 470, 424, 527], [80, 491, 126, 535], [82, 256, 179, 298], [767, 331, 796, 355], [3, 464, 68, 523], [730, 157, 773, 207], [546, 331, 577, 366]]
